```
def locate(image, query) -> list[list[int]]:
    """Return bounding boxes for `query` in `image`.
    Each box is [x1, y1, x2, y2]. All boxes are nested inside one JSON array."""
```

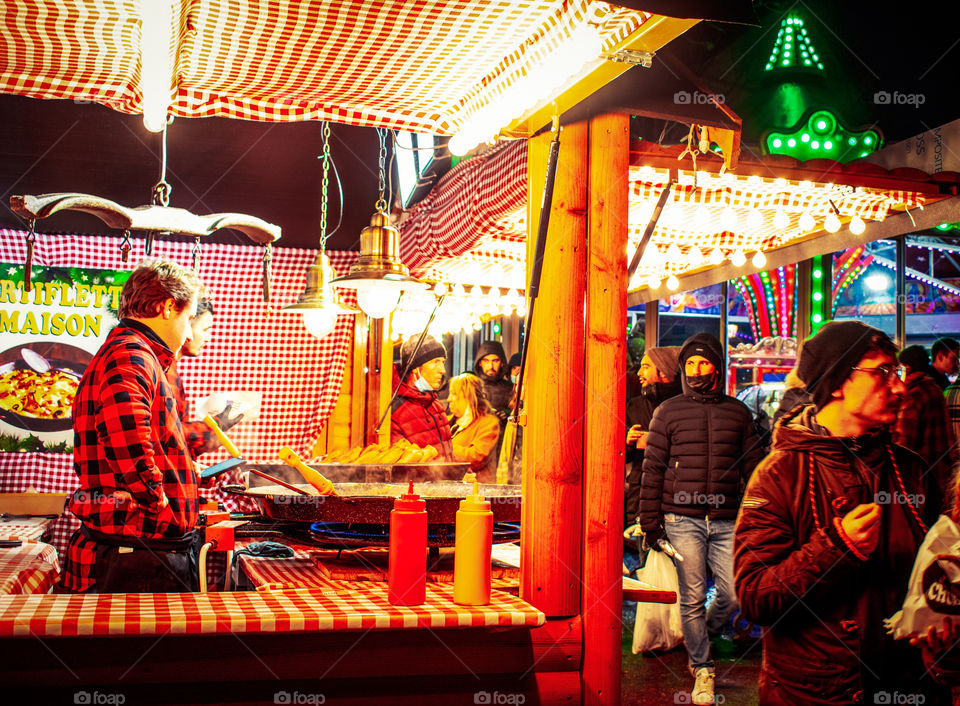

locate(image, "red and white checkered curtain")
[[0, 229, 356, 460]]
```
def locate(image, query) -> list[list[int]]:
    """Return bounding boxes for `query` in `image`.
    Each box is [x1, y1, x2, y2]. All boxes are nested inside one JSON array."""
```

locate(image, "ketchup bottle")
[[388, 480, 427, 605], [453, 481, 493, 605]]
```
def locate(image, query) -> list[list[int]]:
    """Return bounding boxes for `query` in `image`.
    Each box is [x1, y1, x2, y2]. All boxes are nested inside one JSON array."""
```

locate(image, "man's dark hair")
[[932, 337, 960, 359], [195, 298, 215, 318], [865, 333, 899, 361]]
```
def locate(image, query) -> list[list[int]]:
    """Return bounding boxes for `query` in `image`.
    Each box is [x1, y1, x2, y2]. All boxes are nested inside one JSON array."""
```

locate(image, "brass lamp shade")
[[283, 252, 358, 314], [330, 211, 425, 291]]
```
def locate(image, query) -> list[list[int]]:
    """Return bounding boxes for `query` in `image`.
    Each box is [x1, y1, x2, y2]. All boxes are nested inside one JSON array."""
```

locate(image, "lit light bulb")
[[301, 309, 339, 339], [824, 212, 841, 233], [433, 282, 448, 296], [709, 248, 724, 265], [849, 215, 866, 235], [451, 283, 466, 298], [666, 242, 682, 263], [732, 250, 747, 267], [746, 209, 764, 230], [721, 208, 738, 231], [355, 282, 402, 319], [647, 274, 662, 289], [688, 245, 703, 264], [752, 250, 767, 268], [666, 274, 680, 290], [798, 212, 816, 231], [773, 209, 790, 230]]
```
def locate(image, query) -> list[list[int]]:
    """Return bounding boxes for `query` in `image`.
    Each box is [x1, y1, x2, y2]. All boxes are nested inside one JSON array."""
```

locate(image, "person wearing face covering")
[[639, 332, 765, 706], [390, 335, 453, 459]]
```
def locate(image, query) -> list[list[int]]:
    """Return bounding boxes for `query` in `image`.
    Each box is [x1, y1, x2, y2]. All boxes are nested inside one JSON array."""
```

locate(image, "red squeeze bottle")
[[388, 480, 427, 605]]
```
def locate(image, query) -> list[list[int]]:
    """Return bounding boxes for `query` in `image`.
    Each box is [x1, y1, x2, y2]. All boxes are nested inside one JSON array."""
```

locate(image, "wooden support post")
[[582, 112, 629, 705], [351, 315, 369, 447], [521, 121, 587, 617]]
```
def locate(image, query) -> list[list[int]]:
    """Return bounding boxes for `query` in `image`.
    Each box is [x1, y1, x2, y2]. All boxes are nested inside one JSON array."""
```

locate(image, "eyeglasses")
[[850, 365, 906, 383]]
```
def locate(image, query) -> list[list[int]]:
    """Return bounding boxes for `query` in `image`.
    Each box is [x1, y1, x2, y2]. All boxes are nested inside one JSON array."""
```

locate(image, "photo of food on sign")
[[0, 263, 129, 449], [0, 343, 91, 432]]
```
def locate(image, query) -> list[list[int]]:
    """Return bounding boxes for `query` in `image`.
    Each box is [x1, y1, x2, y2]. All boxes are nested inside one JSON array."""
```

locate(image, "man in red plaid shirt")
[[61, 260, 204, 593]]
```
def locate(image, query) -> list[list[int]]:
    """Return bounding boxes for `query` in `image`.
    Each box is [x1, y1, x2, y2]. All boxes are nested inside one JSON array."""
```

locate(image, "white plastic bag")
[[887, 514, 960, 640], [632, 549, 684, 653]]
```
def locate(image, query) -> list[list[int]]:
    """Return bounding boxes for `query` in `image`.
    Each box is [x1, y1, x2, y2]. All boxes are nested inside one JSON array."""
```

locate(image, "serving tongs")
[[201, 415, 311, 496]]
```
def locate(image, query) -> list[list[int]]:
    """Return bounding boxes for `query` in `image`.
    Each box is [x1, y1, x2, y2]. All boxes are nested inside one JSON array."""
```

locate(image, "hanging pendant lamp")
[[330, 129, 426, 319], [283, 121, 358, 339]]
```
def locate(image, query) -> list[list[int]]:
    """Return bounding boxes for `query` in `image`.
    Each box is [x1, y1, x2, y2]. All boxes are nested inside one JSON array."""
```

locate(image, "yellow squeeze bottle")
[[453, 481, 493, 605]]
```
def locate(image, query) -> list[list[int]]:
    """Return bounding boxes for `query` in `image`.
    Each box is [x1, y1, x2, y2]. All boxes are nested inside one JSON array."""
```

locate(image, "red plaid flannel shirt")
[[63, 320, 199, 592]]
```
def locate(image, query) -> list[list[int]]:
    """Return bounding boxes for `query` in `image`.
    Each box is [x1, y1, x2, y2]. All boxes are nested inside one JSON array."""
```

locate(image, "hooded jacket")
[[734, 405, 935, 704], [473, 341, 514, 418], [638, 334, 764, 527]]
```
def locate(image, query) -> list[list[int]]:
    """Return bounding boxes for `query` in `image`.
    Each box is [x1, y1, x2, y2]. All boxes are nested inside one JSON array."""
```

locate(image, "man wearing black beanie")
[[735, 321, 945, 704], [390, 334, 452, 458]]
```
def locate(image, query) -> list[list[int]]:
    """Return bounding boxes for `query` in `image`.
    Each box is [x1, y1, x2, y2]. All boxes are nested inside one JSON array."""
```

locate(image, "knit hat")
[[679, 334, 724, 372], [645, 346, 681, 382], [898, 344, 929, 373], [507, 352, 522, 369], [798, 320, 888, 410], [401, 334, 446, 374]]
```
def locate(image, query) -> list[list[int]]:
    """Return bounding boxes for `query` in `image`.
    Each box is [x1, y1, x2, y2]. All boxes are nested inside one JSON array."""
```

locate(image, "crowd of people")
[[626, 323, 960, 705]]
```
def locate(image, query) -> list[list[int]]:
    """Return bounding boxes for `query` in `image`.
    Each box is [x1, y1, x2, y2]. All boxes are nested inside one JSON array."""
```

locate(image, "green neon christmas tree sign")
[[765, 15, 823, 71]]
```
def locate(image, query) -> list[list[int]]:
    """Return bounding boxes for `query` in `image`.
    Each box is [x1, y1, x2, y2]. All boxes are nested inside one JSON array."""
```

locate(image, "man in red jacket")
[[62, 260, 203, 593], [390, 334, 452, 458], [735, 321, 944, 705]]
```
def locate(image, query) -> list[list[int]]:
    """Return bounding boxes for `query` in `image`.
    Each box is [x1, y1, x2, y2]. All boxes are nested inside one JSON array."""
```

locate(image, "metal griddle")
[[224, 481, 522, 524]]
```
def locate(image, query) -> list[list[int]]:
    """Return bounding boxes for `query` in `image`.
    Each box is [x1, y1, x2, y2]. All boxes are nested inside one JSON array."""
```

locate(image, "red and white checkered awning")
[[0, 0, 652, 135]]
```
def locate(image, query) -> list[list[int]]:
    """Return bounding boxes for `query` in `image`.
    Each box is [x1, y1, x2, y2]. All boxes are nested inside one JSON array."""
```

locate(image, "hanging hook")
[[262, 243, 272, 304], [375, 127, 388, 214], [192, 235, 201, 272], [23, 219, 37, 294], [144, 231, 156, 256], [120, 230, 132, 263], [152, 121, 172, 207]]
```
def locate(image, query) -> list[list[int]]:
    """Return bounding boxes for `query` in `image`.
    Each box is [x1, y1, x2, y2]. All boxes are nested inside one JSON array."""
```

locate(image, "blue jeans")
[[663, 513, 738, 671]]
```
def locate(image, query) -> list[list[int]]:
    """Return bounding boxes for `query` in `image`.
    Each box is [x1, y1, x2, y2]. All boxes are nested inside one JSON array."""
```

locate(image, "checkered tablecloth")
[[0, 583, 544, 637], [0, 541, 60, 595], [0, 517, 56, 542], [239, 544, 520, 594]]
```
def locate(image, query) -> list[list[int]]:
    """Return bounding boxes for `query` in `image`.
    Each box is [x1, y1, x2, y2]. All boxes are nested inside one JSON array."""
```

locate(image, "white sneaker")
[[691, 667, 715, 705]]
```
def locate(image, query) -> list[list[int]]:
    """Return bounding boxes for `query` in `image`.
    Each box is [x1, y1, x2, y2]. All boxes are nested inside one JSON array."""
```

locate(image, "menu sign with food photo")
[[0, 263, 130, 451]]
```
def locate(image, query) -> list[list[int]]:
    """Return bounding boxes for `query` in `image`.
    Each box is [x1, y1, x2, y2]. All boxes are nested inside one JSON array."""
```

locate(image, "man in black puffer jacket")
[[639, 332, 765, 706]]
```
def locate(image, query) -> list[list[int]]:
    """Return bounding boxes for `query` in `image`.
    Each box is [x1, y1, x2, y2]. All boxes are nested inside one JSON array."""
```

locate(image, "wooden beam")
[[506, 17, 699, 138], [582, 112, 629, 705], [521, 122, 587, 617]]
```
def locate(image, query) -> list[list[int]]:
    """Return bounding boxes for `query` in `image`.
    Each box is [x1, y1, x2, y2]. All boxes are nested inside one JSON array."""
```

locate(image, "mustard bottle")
[[453, 481, 493, 605]]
